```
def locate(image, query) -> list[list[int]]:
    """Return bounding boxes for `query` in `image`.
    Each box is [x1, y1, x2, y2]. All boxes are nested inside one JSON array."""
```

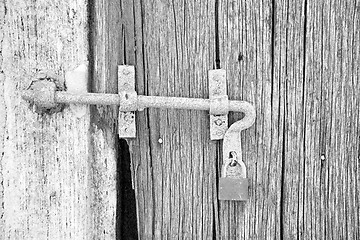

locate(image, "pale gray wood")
[[220, 0, 360, 239], [0, 1, 6, 234], [218, 0, 280, 239], [273, 0, 307, 238], [304, 1, 360, 239], [0, 1, 117, 239]]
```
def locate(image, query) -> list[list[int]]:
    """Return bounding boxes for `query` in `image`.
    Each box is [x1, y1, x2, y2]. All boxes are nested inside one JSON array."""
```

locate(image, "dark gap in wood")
[[213, 141, 221, 239], [116, 136, 121, 239], [136, 0, 156, 234], [301, 0, 308, 237], [212, 204, 217, 240], [280, 114, 286, 240], [213, 1, 221, 238], [87, 0, 95, 93], [138, 0, 148, 97], [214, 0, 220, 69], [123, 31, 127, 64], [118, 138, 138, 240], [270, 0, 276, 107], [270, 1, 284, 238], [280, 80, 288, 240]]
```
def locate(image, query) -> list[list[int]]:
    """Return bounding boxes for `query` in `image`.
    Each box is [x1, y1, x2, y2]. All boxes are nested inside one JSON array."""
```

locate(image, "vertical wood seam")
[[300, 0, 308, 238], [215, 0, 220, 69]]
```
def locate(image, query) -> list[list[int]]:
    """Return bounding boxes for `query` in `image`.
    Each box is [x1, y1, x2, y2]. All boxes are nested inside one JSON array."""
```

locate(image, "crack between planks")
[[354, 11, 360, 234], [136, 0, 157, 237], [214, 0, 220, 69], [87, 0, 95, 93], [279, 1, 291, 239], [300, 0, 308, 239], [213, 0, 221, 239], [279, 83, 287, 240]]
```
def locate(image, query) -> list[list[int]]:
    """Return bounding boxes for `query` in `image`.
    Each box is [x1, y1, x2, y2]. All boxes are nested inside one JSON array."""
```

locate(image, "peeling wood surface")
[[0, 1, 116, 239], [121, 0, 360, 239]]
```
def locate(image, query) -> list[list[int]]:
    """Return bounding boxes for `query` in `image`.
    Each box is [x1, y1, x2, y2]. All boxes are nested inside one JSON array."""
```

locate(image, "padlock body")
[[218, 177, 249, 201]]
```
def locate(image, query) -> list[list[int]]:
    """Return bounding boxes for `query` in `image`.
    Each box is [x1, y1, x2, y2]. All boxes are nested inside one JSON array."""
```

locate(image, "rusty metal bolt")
[[22, 72, 66, 114]]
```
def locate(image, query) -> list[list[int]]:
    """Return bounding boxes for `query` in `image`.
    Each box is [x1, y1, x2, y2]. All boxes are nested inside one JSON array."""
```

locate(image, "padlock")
[[218, 151, 249, 201]]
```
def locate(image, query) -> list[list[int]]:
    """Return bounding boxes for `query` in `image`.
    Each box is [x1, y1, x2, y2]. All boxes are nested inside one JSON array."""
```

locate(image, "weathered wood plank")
[[120, 0, 359, 238], [89, 0, 122, 238], [219, 0, 360, 239], [305, 1, 360, 239], [218, 0, 280, 239], [0, 1, 90, 238], [0, 1, 117, 239], [273, 0, 307, 238], [122, 1, 218, 238]]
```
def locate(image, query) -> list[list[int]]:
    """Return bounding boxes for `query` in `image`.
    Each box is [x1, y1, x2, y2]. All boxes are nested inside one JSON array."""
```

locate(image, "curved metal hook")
[[222, 101, 256, 178]]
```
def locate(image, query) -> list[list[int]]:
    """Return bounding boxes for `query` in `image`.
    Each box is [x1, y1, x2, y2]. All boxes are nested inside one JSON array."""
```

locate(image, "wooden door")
[[122, 0, 360, 239], [1, 0, 359, 239]]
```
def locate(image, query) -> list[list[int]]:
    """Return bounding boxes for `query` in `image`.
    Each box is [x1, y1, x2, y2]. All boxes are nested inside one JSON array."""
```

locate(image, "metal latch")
[[22, 65, 256, 201]]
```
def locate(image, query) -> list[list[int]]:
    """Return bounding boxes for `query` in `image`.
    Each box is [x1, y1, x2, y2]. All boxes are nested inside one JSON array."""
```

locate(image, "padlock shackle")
[[222, 157, 247, 178]]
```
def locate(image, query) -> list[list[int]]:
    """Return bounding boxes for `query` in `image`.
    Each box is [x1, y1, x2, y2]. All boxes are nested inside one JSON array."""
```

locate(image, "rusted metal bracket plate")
[[118, 65, 136, 138], [209, 69, 228, 140]]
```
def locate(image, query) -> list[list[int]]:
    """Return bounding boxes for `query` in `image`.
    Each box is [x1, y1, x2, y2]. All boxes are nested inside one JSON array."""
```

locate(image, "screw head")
[[215, 131, 223, 136], [124, 113, 134, 122], [122, 68, 130, 75], [214, 119, 223, 126]]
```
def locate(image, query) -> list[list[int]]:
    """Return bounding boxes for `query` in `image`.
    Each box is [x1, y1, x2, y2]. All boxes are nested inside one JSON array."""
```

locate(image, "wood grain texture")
[[122, 1, 218, 239], [0, 0, 6, 234], [118, 0, 360, 239], [273, 0, 307, 238], [219, 0, 360, 239], [219, 0, 280, 239], [304, 1, 360, 239], [0, 1, 116, 239], [88, 0, 123, 238]]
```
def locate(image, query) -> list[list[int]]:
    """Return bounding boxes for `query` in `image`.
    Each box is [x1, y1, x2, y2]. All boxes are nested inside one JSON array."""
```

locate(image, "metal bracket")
[[22, 65, 256, 141], [22, 65, 257, 201], [118, 66, 137, 138], [218, 101, 256, 201], [209, 69, 228, 140]]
